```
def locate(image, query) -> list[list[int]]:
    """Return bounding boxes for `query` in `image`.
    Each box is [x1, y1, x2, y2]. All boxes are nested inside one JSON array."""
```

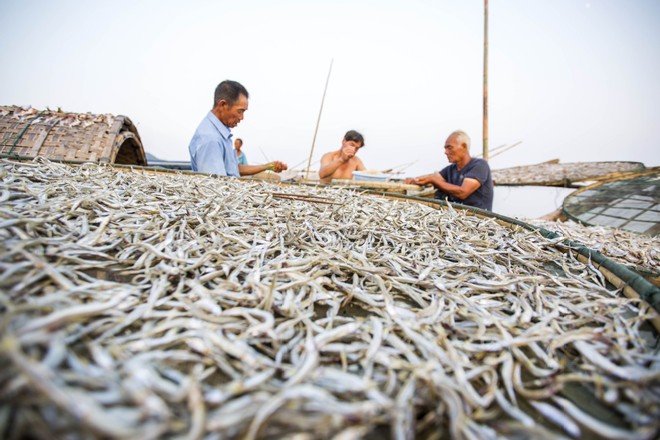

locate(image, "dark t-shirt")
[[435, 158, 494, 210]]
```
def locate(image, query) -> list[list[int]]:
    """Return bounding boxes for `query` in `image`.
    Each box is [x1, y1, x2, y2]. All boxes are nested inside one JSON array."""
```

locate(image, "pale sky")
[[1, 0, 658, 177]]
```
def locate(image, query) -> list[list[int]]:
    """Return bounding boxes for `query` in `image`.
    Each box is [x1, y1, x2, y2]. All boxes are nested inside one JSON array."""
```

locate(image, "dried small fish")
[[0, 158, 658, 439]]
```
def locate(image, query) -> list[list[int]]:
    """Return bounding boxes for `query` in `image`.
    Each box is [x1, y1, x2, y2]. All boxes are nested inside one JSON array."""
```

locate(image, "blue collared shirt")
[[188, 112, 240, 176]]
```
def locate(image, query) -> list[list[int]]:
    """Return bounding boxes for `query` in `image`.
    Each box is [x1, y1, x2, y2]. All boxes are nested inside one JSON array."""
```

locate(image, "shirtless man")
[[318, 130, 366, 184]]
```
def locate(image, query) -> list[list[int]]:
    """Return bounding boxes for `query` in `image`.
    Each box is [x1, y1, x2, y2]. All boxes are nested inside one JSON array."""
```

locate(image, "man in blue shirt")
[[405, 130, 494, 210], [188, 80, 287, 176]]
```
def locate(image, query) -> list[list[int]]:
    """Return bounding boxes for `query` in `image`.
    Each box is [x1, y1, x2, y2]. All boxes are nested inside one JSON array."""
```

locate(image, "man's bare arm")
[[404, 172, 441, 185], [405, 173, 481, 200], [318, 154, 345, 179], [239, 161, 287, 176], [434, 177, 481, 200]]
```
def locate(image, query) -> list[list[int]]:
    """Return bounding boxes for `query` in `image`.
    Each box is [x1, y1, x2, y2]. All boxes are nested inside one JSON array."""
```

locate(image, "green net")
[[563, 171, 660, 236]]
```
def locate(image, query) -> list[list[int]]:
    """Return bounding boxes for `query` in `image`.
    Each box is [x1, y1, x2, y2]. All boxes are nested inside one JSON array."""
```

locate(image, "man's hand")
[[339, 145, 357, 162], [268, 161, 288, 173], [414, 175, 435, 186], [404, 172, 444, 186]]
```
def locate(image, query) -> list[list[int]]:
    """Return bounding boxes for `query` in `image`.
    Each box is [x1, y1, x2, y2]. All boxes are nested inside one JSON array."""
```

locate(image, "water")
[[492, 186, 576, 219]]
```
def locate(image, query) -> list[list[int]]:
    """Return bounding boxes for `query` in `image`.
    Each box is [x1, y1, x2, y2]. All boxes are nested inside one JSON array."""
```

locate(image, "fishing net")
[[563, 170, 660, 236]]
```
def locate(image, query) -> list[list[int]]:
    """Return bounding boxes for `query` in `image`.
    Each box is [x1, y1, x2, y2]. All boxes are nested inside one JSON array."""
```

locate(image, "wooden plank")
[[244, 171, 281, 181], [330, 179, 422, 192]]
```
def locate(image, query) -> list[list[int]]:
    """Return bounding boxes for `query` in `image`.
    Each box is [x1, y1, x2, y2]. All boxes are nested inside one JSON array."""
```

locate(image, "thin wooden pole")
[[305, 58, 334, 181], [488, 141, 523, 159], [483, 0, 489, 161], [475, 143, 505, 158]]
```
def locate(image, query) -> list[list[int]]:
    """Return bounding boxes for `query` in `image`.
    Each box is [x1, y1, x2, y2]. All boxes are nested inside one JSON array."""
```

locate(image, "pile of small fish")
[[0, 105, 115, 129], [529, 219, 659, 278], [1, 158, 659, 439], [492, 162, 643, 185]]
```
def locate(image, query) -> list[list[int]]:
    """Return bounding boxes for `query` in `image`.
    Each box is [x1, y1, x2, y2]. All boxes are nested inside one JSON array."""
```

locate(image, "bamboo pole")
[[483, 0, 489, 161], [305, 59, 334, 181], [475, 143, 505, 158], [488, 141, 522, 159]]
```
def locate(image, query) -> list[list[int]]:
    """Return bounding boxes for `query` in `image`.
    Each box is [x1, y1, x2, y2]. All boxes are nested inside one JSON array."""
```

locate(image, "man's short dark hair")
[[344, 130, 365, 147], [214, 80, 249, 108]]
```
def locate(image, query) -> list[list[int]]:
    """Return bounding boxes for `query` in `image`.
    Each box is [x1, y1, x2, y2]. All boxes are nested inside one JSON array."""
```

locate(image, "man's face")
[[341, 139, 362, 152], [217, 94, 249, 128], [444, 134, 464, 164]]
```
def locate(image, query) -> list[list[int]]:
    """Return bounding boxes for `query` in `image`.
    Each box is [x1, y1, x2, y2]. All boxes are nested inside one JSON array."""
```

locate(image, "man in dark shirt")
[[405, 130, 494, 210]]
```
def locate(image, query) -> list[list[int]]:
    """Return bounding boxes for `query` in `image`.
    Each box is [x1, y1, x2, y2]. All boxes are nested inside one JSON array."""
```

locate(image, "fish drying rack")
[[0, 105, 146, 165]]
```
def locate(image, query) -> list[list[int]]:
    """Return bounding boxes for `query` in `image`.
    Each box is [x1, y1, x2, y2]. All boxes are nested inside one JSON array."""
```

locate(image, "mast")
[[483, 0, 489, 161]]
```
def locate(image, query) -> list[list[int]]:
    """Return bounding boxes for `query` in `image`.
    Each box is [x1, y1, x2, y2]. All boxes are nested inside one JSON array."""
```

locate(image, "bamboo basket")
[[492, 160, 646, 186], [0, 105, 146, 165]]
